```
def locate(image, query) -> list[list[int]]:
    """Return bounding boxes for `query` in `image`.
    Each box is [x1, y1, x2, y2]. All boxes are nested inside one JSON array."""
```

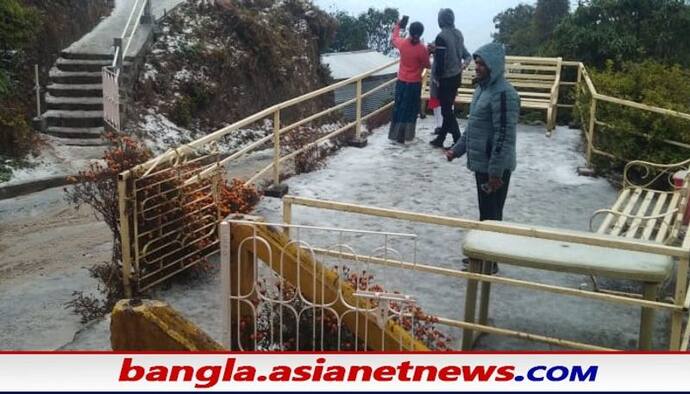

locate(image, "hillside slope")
[[129, 0, 337, 149]]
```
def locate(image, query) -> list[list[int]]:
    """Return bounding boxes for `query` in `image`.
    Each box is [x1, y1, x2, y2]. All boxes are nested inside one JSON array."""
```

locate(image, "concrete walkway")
[[64, 0, 185, 57]]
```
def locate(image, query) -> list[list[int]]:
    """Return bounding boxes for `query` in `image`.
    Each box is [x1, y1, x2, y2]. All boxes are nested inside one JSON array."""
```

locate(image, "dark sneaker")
[[429, 139, 445, 148], [433, 127, 442, 135]]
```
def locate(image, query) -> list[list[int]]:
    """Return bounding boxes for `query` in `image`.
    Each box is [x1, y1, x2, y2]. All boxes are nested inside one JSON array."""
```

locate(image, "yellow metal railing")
[[282, 195, 690, 351], [118, 59, 399, 295], [561, 61, 690, 167]]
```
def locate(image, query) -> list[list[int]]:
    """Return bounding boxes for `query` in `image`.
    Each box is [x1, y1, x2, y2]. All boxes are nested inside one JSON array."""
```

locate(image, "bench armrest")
[[623, 158, 690, 189], [589, 208, 678, 233]]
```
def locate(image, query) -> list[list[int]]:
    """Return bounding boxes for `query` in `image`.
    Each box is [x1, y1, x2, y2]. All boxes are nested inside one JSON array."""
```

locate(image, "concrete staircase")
[[43, 52, 115, 146]]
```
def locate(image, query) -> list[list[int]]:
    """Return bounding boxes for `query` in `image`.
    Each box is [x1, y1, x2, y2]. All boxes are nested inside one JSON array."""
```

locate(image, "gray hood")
[[473, 42, 506, 86], [438, 8, 455, 29]]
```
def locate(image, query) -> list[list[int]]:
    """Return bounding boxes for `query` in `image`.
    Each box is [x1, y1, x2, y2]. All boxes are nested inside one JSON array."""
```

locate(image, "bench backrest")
[[423, 56, 562, 102], [462, 56, 562, 95]]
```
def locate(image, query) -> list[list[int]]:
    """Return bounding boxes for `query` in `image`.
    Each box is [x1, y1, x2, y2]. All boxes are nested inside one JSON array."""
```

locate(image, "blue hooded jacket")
[[450, 43, 520, 177]]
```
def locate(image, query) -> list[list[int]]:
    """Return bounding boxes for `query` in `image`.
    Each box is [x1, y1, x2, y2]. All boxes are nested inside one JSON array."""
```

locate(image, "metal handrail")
[[121, 0, 149, 63], [111, 0, 149, 70]]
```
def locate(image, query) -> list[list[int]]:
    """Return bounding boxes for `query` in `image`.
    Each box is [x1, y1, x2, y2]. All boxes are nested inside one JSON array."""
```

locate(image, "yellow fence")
[[561, 61, 690, 166], [282, 195, 690, 351], [118, 60, 399, 295]]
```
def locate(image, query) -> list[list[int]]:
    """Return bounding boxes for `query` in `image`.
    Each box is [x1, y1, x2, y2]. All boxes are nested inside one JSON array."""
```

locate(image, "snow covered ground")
[[48, 117, 675, 351]]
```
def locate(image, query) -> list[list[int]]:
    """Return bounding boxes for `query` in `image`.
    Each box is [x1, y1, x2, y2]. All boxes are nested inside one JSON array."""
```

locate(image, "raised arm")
[[391, 23, 404, 49]]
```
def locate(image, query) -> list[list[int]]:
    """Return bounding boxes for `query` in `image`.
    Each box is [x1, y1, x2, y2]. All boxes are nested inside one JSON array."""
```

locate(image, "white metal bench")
[[421, 56, 563, 132], [461, 159, 690, 350]]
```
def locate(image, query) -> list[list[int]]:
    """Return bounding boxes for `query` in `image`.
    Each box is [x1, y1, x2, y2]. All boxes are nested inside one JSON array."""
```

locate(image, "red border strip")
[[1, 351, 688, 355]]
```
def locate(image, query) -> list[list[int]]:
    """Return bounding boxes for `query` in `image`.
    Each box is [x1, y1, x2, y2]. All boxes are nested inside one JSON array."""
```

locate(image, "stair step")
[[49, 135, 109, 147], [49, 67, 102, 84], [60, 51, 135, 62], [56, 57, 132, 73], [47, 83, 103, 98], [45, 94, 103, 111], [45, 126, 105, 139], [44, 110, 104, 128], [60, 51, 115, 61]]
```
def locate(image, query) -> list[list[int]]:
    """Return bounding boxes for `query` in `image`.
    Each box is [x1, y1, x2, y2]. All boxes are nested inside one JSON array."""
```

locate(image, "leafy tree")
[[0, 0, 39, 97], [358, 7, 399, 55], [492, 4, 538, 55], [329, 11, 368, 52], [329, 7, 399, 55], [533, 0, 569, 43], [547, 0, 690, 67]]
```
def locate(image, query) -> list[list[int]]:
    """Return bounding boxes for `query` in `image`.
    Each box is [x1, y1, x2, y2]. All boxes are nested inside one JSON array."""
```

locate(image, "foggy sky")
[[313, 0, 576, 53]]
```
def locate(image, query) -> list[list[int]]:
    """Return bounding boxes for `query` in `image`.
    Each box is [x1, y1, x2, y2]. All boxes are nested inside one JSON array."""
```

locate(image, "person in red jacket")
[[388, 19, 430, 144]]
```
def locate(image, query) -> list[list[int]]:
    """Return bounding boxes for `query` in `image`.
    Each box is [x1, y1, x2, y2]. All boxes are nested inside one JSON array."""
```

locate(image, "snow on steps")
[[44, 110, 104, 128]]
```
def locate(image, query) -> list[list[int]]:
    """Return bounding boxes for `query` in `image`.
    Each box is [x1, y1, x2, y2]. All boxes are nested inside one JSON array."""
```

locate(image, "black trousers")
[[475, 171, 511, 221], [433, 73, 461, 144]]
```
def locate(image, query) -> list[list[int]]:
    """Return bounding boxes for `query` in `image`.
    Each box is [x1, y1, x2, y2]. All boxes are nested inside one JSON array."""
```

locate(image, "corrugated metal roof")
[[321, 50, 398, 80]]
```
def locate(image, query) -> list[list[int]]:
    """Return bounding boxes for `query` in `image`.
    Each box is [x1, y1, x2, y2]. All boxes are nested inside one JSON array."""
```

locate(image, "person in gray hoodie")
[[445, 42, 520, 222], [429, 8, 472, 149]]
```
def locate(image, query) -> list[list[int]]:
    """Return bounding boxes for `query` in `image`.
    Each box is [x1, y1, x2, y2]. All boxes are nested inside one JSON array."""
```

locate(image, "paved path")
[[64, 0, 185, 57]]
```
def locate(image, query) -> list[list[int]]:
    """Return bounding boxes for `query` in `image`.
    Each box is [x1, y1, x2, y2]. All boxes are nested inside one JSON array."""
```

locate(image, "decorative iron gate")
[[219, 218, 430, 351], [119, 145, 225, 295]]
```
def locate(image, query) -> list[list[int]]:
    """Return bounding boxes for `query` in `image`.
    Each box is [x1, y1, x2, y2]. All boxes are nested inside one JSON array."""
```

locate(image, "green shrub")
[[0, 106, 34, 157], [576, 60, 690, 172]]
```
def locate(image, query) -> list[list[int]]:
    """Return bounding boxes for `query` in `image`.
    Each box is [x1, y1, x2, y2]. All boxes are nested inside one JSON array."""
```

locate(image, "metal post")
[[586, 98, 597, 167], [574, 63, 583, 107], [34, 65, 41, 117], [273, 110, 281, 187], [355, 80, 363, 139], [283, 198, 292, 238], [143, 0, 153, 24], [220, 221, 231, 349], [118, 172, 133, 298], [670, 257, 688, 350], [113, 37, 123, 71]]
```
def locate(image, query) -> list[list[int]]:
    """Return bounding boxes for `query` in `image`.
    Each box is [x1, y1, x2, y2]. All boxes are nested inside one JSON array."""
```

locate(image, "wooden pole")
[[272, 110, 280, 187]]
